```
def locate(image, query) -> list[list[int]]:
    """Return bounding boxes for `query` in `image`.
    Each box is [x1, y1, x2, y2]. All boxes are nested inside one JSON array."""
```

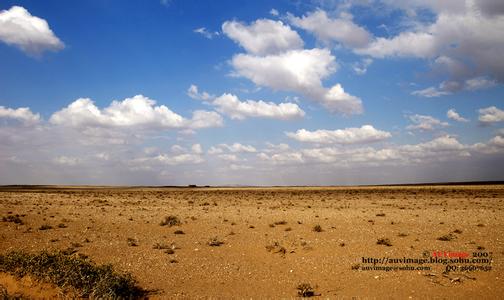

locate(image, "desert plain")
[[0, 184, 503, 299]]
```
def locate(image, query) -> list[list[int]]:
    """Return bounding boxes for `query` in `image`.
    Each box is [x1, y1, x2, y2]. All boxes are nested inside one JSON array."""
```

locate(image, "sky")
[[0, 0, 503, 186]]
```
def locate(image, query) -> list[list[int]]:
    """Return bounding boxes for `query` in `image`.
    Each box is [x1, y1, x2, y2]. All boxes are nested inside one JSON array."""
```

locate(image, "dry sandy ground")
[[0, 185, 503, 299]]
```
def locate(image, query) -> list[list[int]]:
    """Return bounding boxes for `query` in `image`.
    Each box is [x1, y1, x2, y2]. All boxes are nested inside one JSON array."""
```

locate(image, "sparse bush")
[[126, 238, 138, 246], [266, 242, 287, 256], [38, 224, 53, 230], [173, 230, 185, 235], [58, 223, 67, 228], [2, 215, 23, 225], [152, 243, 170, 250], [160, 215, 181, 227], [376, 213, 386, 217], [376, 238, 392, 246], [208, 237, 224, 247], [437, 233, 456, 241], [313, 225, 323, 232], [296, 283, 315, 297], [0, 250, 146, 298]]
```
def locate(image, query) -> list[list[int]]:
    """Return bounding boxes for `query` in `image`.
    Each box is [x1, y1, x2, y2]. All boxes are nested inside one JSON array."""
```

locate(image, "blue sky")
[[0, 0, 503, 185]]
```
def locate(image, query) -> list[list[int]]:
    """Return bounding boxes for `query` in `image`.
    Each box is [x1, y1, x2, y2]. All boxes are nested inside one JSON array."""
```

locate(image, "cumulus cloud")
[[212, 93, 305, 120], [231, 48, 363, 114], [478, 106, 504, 124], [286, 125, 391, 144], [406, 114, 449, 131], [355, 2, 504, 83], [187, 84, 213, 101], [0, 106, 40, 125], [259, 135, 473, 167], [222, 19, 303, 55], [0, 6, 64, 56], [288, 10, 372, 48], [412, 86, 451, 98], [208, 143, 256, 154], [49, 95, 223, 130], [132, 143, 205, 166], [412, 76, 497, 97], [447, 109, 469, 122]]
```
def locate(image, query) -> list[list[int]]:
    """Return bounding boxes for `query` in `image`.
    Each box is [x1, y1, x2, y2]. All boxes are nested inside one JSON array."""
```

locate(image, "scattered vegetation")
[[296, 283, 316, 297], [376, 238, 392, 246], [173, 230, 185, 235], [58, 223, 68, 228], [376, 213, 386, 217], [127, 238, 138, 246], [2, 215, 24, 225], [438, 233, 456, 241], [208, 237, 224, 247], [266, 241, 287, 256], [38, 224, 53, 231], [160, 215, 181, 227], [0, 250, 146, 298], [313, 225, 323, 232]]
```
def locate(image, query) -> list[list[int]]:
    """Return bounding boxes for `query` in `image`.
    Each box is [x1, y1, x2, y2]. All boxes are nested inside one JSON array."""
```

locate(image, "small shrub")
[[58, 223, 67, 228], [173, 230, 185, 235], [160, 215, 181, 227], [2, 215, 23, 225], [377, 238, 392, 246], [38, 224, 53, 230], [127, 238, 138, 246], [296, 283, 315, 297], [313, 225, 323, 232], [437, 233, 456, 241], [153, 243, 170, 250], [376, 213, 386, 217], [208, 237, 224, 247], [0, 250, 146, 298]]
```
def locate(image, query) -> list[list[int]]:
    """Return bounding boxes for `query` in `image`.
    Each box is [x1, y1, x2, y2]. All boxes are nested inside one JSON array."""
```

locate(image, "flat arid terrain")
[[0, 185, 503, 299]]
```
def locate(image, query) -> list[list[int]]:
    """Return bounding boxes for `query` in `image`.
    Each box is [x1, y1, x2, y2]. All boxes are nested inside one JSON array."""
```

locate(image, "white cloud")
[[356, 31, 437, 58], [0, 6, 64, 56], [412, 86, 451, 98], [222, 19, 303, 55], [412, 76, 497, 97], [187, 84, 213, 101], [212, 93, 305, 120], [406, 114, 449, 131], [208, 143, 256, 154], [286, 125, 391, 144], [478, 106, 504, 124], [231, 48, 363, 114], [49, 95, 223, 130], [191, 144, 203, 154], [193, 27, 219, 39], [0, 106, 40, 125], [464, 77, 497, 91], [217, 154, 239, 162], [269, 9, 279, 16], [288, 10, 372, 48], [447, 109, 469, 122], [355, 3, 504, 83], [352, 58, 373, 75], [189, 110, 223, 129], [53, 156, 80, 166], [259, 135, 472, 167]]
